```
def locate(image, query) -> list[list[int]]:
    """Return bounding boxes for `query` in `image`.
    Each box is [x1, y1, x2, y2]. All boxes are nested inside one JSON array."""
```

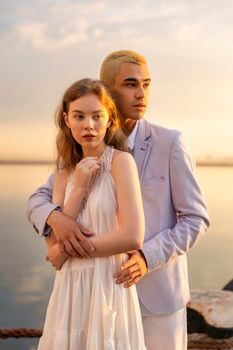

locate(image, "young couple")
[[27, 50, 210, 350]]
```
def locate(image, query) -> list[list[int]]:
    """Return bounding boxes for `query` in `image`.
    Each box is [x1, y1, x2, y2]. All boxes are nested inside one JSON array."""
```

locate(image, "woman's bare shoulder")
[[112, 149, 133, 163], [111, 149, 135, 175]]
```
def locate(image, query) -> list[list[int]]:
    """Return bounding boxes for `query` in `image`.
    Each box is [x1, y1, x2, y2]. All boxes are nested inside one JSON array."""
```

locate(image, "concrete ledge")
[[187, 290, 233, 338]]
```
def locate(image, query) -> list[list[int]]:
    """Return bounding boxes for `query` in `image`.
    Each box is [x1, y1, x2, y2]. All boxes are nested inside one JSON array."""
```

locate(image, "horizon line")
[[1, 159, 233, 167]]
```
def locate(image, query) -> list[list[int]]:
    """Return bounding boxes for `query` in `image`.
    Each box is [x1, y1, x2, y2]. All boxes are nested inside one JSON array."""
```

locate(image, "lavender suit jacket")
[[27, 119, 210, 315]]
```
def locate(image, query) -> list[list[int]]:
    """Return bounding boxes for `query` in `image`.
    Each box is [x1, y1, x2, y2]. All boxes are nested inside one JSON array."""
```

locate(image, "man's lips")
[[134, 103, 146, 108]]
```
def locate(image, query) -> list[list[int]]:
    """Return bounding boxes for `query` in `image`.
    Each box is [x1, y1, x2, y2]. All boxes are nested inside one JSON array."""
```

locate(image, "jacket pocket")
[[141, 175, 166, 188]]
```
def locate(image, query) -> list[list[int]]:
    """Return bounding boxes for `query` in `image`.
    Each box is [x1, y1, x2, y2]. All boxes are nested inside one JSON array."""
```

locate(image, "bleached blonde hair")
[[100, 50, 147, 89]]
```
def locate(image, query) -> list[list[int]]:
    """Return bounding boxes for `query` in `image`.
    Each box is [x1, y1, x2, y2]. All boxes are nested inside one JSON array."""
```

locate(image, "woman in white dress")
[[38, 79, 146, 350]]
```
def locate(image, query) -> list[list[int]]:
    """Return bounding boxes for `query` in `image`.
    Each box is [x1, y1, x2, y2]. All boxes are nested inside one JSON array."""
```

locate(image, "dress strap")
[[99, 145, 114, 174]]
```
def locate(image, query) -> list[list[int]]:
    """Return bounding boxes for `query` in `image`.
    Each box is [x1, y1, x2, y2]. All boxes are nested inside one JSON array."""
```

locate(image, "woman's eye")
[[75, 114, 84, 119]]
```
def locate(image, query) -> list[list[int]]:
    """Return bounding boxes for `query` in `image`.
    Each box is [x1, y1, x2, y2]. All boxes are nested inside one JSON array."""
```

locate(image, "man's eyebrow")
[[123, 77, 152, 82]]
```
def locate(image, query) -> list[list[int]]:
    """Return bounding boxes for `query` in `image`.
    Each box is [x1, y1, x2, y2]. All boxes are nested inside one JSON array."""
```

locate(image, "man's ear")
[[63, 112, 70, 128]]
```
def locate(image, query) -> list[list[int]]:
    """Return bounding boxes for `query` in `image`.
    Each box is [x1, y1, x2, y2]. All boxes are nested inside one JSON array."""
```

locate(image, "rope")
[[188, 334, 233, 349], [188, 341, 233, 349], [0, 328, 42, 339], [1, 329, 233, 349]]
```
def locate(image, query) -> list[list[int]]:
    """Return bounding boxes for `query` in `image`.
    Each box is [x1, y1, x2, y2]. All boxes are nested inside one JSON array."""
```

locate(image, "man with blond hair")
[[27, 50, 210, 349]]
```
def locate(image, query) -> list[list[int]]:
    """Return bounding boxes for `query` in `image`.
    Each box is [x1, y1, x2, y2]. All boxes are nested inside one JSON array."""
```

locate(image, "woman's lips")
[[82, 134, 96, 140]]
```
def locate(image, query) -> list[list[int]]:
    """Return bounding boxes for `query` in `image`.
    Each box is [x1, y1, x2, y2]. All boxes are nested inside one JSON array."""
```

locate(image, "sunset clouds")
[[1, 0, 233, 160], [2, 0, 233, 53]]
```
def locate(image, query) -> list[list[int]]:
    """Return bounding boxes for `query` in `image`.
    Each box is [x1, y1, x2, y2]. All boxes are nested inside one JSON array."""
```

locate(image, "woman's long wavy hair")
[[55, 78, 128, 170]]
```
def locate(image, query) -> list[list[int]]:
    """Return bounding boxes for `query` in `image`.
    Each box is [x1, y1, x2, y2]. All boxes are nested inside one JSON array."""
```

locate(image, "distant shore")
[[1, 160, 233, 167], [196, 161, 233, 167], [0, 160, 54, 165]]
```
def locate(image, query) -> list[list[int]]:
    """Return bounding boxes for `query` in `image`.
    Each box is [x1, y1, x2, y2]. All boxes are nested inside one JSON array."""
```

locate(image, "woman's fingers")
[[79, 162, 100, 174], [74, 159, 100, 191], [77, 157, 99, 170]]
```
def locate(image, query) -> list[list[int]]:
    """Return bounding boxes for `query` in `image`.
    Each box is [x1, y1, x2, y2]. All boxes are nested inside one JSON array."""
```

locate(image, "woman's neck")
[[82, 143, 107, 159]]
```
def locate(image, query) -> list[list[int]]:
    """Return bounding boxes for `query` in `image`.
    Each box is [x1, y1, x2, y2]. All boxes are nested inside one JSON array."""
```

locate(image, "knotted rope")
[[188, 333, 233, 349], [0, 328, 42, 339], [1, 329, 233, 349]]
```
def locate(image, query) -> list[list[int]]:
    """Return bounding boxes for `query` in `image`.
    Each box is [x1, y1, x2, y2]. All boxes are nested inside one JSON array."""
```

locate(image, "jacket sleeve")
[[141, 132, 210, 272], [26, 173, 60, 236]]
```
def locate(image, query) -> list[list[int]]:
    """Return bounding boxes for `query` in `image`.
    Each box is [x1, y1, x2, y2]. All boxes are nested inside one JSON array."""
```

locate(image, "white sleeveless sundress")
[[38, 146, 146, 350]]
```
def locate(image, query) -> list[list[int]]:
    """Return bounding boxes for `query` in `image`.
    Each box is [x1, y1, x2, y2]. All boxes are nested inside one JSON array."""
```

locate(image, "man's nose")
[[135, 84, 146, 99]]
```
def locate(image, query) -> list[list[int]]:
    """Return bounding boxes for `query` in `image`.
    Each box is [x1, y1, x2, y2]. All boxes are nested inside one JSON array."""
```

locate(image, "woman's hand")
[[46, 243, 69, 270], [73, 157, 100, 192]]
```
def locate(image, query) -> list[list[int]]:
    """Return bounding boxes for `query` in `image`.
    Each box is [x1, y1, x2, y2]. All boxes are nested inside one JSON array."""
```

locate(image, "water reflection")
[[0, 164, 233, 350], [187, 166, 233, 290]]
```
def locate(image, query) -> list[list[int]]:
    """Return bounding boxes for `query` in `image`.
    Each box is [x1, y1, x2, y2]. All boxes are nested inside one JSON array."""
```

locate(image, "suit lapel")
[[133, 119, 152, 181]]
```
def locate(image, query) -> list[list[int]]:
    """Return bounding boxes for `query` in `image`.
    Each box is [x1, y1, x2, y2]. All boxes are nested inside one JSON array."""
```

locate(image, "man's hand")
[[46, 244, 69, 270], [47, 210, 95, 258], [114, 250, 148, 288]]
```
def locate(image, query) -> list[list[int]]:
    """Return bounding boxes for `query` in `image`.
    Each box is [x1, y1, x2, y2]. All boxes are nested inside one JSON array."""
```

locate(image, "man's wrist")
[[47, 207, 61, 229], [138, 249, 148, 269]]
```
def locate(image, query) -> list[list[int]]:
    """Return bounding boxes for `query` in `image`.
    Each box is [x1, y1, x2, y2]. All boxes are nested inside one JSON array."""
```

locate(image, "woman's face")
[[63, 94, 110, 156]]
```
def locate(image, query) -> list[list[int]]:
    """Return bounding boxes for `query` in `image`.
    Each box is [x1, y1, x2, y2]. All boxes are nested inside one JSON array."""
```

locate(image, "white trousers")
[[140, 303, 187, 350]]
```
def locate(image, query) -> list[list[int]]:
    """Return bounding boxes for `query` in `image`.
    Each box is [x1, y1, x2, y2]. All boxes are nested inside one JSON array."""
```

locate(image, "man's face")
[[111, 62, 151, 122]]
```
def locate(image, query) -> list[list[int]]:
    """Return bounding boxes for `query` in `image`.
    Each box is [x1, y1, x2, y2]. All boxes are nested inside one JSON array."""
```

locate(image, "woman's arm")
[[46, 158, 99, 260], [47, 153, 144, 260], [45, 167, 89, 268], [45, 167, 86, 247], [53, 169, 86, 219], [44, 169, 71, 248], [45, 169, 70, 269], [88, 151, 145, 257]]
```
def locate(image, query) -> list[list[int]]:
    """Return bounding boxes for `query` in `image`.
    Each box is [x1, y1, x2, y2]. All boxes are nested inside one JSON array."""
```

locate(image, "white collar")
[[128, 120, 139, 150]]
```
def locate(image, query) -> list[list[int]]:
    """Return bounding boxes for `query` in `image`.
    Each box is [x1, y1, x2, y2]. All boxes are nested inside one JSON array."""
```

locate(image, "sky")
[[1, 0, 233, 161]]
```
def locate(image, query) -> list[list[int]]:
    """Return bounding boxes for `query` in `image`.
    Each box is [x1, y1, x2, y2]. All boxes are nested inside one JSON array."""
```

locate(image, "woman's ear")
[[107, 119, 112, 128], [63, 112, 70, 128]]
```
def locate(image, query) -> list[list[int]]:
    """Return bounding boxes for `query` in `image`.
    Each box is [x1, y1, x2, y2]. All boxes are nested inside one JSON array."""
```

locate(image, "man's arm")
[[26, 174, 58, 236], [26, 173, 94, 256], [115, 132, 210, 286], [140, 132, 210, 272]]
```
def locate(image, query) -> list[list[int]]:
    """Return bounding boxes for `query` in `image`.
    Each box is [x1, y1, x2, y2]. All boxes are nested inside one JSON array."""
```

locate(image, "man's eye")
[[126, 83, 136, 88], [144, 83, 150, 88]]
